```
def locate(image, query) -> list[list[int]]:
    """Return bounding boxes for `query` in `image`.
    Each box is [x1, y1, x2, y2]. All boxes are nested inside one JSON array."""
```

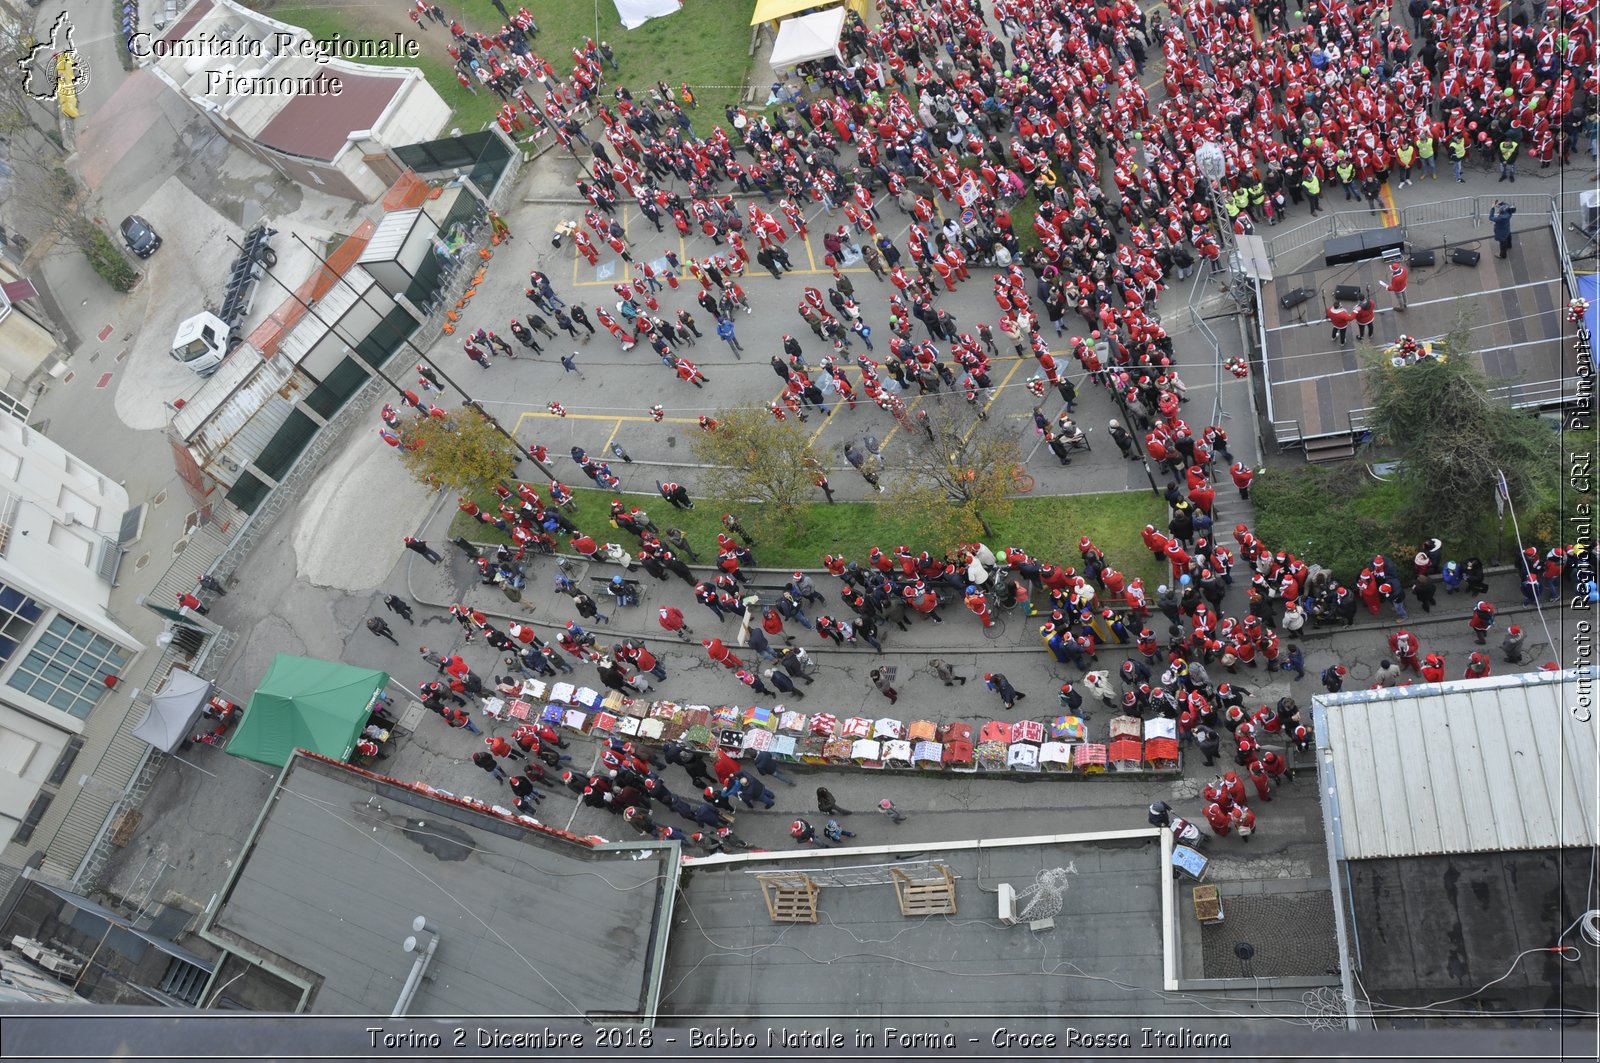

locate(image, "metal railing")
[[1264, 194, 1568, 268]]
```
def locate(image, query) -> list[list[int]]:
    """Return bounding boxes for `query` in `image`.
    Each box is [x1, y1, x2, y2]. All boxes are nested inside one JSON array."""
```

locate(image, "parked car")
[[119, 215, 161, 258]]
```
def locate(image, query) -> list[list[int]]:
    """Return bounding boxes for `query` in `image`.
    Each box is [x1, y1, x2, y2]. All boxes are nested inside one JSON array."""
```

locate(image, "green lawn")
[[454, 483, 1168, 585], [265, 1, 757, 139]]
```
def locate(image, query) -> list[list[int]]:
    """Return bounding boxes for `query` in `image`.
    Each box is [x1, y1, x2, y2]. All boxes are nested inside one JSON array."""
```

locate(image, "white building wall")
[[0, 422, 141, 850]]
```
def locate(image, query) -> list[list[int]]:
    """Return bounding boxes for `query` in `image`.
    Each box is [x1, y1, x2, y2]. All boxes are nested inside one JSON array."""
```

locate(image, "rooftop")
[[658, 830, 1302, 1034], [1316, 670, 1600, 1027], [1315, 670, 1597, 861], [201, 753, 678, 1017]]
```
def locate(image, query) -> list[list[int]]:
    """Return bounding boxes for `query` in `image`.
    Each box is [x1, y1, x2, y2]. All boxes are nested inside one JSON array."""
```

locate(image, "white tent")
[[612, 0, 682, 30], [770, 7, 847, 71], [131, 669, 212, 753]]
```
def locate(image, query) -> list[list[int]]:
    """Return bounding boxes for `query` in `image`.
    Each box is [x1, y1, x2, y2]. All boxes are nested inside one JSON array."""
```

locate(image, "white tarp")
[[613, 0, 682, 30], [770, 7, 847, 70]]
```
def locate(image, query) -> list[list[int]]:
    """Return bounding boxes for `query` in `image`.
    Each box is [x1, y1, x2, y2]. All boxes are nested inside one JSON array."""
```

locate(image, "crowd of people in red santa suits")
[[381, 0, 1596, 841]]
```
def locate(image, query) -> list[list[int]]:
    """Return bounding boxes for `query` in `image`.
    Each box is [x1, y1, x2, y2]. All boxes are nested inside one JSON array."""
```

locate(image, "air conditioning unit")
[[997, 883, 1019, 925]]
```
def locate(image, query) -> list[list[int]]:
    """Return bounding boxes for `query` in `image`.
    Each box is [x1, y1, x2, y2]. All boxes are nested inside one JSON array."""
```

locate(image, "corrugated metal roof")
[[172, 346, 278, 439], [1317, 670, 1597, 860], [358, 210, 421, 263], [275, 267, 375, 366]]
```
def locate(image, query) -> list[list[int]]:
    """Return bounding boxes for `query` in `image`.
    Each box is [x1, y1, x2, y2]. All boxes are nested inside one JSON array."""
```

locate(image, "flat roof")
[[1315, 671, 1596, 860], [660, 831, 1253, 1030], [1345, 848, 1598, 1014], [204, 754, 677, 1017]]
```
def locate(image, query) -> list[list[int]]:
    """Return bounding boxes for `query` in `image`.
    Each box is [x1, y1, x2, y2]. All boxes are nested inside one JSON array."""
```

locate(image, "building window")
[[0, 582, 44, 666], [13, 792, 51, 844], [7, 615, 130, 719]]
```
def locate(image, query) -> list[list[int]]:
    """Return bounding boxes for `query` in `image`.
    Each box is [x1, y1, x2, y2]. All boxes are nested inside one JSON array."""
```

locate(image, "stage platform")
[[1257, 207, 1578, 456]]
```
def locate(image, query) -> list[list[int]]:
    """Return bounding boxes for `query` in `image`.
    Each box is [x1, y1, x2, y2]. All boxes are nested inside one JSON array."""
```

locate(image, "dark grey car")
[[119, 215, 161, 258]]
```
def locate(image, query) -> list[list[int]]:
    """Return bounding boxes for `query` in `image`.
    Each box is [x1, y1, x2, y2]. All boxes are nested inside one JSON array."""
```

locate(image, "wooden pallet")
[[109, 810, 141, 848], [890, 866, 957, 916], [757, 874, 819, 923], [1192, 884, 1223, 924]]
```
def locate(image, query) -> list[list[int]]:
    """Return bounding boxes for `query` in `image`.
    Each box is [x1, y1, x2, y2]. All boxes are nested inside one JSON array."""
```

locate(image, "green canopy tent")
[[226, 654, 390, 768]]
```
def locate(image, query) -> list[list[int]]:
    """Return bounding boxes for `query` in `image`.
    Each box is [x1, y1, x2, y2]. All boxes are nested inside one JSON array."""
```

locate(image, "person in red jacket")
[[1388, 629, 1422, 673], [1463, 651, 1491, 680], [1385, 261, 1408, 309], [1468, 600, 1496, 644], [1229, 462, 1255, 500], [1326, 301, 1354, 345], [1203, 801, 1232, 837], [1231, 803, 1257, 842], [657, 605, 691, 641], [1247, 758, 1273, 802], [176, 591, 208, 615], [702, 638, 743, 670], [1420, 652, 1447, 683], [1353, 292, 1377, 340], [487, 735, 526, 761]]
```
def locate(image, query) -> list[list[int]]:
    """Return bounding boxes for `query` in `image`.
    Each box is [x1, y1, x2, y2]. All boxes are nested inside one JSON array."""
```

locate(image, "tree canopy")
[[1363, 315, 1559, 540], [888, 405, 1023, 541], [689, 406, 825, 531], [396, 404, 520, 492]]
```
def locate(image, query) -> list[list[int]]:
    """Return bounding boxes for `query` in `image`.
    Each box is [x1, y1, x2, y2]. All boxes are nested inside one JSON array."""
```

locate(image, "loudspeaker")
[[1409, 250, 1436, 267], [1333, 284, 1365, 303], [1450, 247, 1481, 266], [1322, 228, 1408, 266], [1279, 286, 1314, 310]]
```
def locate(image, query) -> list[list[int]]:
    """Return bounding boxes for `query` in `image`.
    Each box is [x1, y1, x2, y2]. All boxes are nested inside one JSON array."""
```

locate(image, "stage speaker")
[[1333, 284, 1365, 303], [1450, 247, 1481, 266], [1279, 286, 1313, 310], [1323, 228, 1408, 266], [1409, 250, 1436, 267]]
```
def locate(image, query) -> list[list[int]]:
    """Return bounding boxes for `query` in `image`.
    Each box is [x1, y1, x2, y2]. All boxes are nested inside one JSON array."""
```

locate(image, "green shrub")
[[81, 226, 139, 292]]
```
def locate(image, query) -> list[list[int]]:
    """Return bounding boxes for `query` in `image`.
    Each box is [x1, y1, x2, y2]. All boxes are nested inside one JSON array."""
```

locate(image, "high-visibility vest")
[[1335, 161, 1355, 183], [1396, 144, 1415, 167], [1448, 137, 1468, 159], [1498, 139, 1518, 161], [1417, 135, 1435, 159], [1302, 172, 1321, 195]]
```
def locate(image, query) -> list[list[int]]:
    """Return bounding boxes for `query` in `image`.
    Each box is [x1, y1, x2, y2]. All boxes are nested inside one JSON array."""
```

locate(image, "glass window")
[[7, 615, 130, 719], [0, 580, 42, 668]]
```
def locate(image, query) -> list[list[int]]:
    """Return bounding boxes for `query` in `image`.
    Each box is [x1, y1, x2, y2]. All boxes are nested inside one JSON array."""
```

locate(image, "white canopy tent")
[[769, 7, 847, 71], [612, 0, 682, 30], [131, 669, 213, 753]]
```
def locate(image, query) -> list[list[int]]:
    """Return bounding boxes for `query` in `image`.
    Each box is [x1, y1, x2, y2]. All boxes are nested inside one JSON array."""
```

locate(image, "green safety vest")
[[1302, 172, 1321, 195], [1248, 181, 1265, 205], [1448, 138, 1467, 159], [1498, 140, 1517, 161], [1417, 135, 1434, 159], [1396, 144, 1415, 167], [1335, 161, 1355, 183], [1225, 190, 1242, 217]]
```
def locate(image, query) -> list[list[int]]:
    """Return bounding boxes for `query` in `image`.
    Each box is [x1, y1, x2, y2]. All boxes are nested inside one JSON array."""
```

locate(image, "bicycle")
[[1011, 465, 1035, 493]]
